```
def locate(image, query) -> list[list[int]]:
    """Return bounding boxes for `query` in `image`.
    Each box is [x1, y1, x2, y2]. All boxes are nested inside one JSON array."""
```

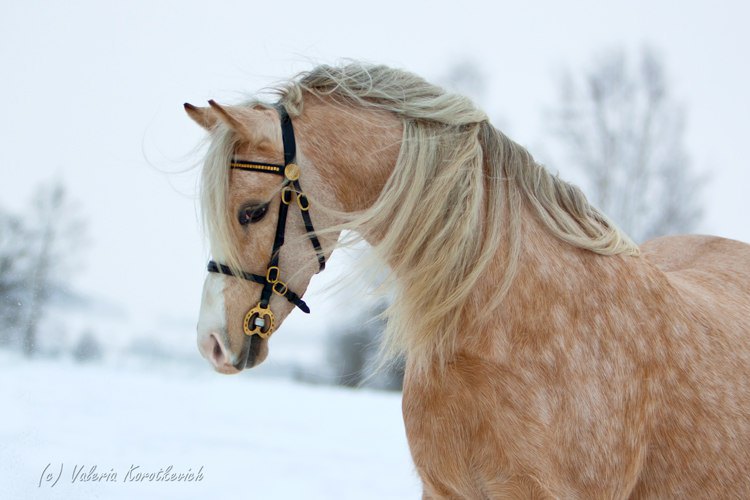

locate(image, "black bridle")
[[207, 105, 326, 339]]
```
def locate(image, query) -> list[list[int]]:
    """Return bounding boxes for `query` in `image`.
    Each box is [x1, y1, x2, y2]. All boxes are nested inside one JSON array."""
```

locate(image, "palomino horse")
[[186, 64, 750, 498]]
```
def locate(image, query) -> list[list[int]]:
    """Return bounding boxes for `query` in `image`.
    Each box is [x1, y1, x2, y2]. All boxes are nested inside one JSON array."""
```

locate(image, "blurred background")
[[1, 1, 748, 498]]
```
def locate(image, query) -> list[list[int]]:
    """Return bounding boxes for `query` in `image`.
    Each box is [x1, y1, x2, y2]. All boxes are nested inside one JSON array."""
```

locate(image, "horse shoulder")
[[402, 354, 622, 499]]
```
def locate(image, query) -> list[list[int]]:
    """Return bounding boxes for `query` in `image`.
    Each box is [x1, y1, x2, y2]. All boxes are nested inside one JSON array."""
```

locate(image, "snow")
[[0, 352, 421, 499]]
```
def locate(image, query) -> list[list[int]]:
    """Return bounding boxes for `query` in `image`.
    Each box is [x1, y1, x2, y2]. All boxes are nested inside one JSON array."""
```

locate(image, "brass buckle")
[[272, 280, 288, 296], [297, 193, 310, 211], [266, 266, 280, 283], [243, 303, 275, 339], [281, 185, 294, 205]]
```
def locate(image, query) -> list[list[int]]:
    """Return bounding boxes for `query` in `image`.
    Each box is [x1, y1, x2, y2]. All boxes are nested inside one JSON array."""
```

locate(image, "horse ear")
[[186, 100, 271, 143], [207, 100, 248, 132], [208, 99, 272, 143], [184, 102, 217, 130]]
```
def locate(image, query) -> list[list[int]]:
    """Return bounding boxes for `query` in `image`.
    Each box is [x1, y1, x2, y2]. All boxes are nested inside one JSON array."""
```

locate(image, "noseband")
[[207, 105, 326, 339]]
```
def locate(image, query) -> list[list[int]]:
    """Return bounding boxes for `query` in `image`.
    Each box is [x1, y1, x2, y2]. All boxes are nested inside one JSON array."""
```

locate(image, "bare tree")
[[327, 300, 404, 391], [0, 210, 30, 346], [20, 180, 85, 356], [550, 48, 704, 242]]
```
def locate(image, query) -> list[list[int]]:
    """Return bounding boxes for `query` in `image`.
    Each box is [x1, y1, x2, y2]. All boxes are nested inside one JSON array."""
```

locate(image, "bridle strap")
[[205, 103, 325, 338], [206, 261, 310, 313], [229, 160, 283, 174], [259, 174, 291, 309], [278, 105, 296, 166], [293, 179, 326, 271], [273, 105, 325, 272]]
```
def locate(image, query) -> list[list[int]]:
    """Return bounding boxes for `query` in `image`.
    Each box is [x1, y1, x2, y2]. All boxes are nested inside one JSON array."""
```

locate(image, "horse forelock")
[[200, 124, 243, 275]]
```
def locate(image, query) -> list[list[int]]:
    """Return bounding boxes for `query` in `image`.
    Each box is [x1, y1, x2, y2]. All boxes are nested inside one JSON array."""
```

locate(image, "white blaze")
[[197, 272, 227, 345]]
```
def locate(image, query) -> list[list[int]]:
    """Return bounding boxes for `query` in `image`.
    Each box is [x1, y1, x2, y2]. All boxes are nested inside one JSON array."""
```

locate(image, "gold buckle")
[[281, 186, 294, 205], [297, 193, 310, 211], [272, 281, 288, 296], [243, 303, 275, 339], [266, 266, 280, 283]]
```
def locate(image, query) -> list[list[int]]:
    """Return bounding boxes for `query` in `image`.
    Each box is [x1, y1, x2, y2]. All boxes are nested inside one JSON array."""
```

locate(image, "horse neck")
[[296, 98, 660, 364], [294, 95, 403, 214], [464, 202, 658, 360]]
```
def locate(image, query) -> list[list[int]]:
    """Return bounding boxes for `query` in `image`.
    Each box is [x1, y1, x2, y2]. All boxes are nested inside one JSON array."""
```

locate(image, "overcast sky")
[[1, 0, 748, 351]]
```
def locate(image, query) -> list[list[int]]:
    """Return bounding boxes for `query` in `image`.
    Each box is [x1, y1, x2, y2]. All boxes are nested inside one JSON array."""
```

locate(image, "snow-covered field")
[[0, 352, 421, 499]]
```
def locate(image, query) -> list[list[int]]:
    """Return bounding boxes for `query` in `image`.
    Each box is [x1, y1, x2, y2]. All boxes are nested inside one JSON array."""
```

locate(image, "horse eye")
[[238, 204, 269, 225]]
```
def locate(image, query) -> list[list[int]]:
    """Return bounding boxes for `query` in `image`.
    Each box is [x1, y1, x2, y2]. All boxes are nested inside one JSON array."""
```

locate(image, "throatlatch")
[[207, 105, 326, 339]]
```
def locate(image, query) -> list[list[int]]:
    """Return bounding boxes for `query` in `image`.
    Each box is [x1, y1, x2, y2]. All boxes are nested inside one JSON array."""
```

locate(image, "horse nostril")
[[198, 331, 242, 373], [212, 337, 222, 363], [208, 332, 228, 367]]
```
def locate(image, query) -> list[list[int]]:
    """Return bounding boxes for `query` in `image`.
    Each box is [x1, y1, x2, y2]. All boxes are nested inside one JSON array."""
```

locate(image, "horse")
[[185, 63, 750, 498]]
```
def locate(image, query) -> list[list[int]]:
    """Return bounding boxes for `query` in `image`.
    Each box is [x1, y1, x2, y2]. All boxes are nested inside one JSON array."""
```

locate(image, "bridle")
[[207, 104, 326, 339]]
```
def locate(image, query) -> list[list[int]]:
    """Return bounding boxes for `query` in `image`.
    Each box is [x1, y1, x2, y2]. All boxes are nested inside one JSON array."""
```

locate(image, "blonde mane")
[[200, 63, 639, 371]]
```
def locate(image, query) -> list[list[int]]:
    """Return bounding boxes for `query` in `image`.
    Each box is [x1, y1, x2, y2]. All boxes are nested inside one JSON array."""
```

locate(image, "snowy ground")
[[0, 352, 421, 499]]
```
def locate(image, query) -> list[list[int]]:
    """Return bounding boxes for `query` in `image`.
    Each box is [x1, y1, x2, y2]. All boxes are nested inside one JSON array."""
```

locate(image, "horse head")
[[185, 100, 341, 373]]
